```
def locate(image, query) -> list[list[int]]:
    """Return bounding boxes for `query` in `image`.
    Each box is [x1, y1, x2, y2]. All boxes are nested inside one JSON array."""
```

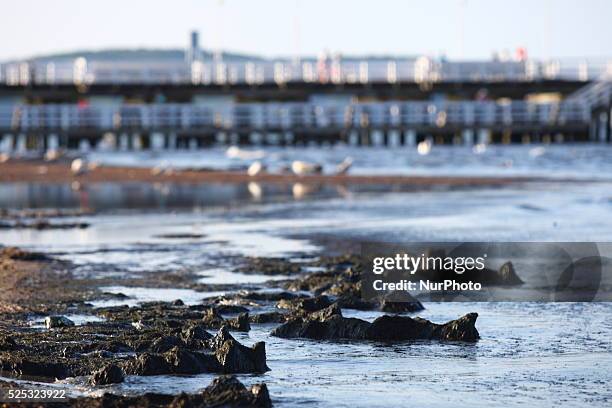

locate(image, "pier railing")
[[0, 100, 589, 133], [1, 57, 611, 86]]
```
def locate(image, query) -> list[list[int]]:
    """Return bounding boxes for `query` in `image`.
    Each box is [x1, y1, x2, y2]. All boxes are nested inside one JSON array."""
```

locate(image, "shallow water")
[[88, 143, 612, 179], [10, 302, 612, 407], [1, 161, 612, 406]]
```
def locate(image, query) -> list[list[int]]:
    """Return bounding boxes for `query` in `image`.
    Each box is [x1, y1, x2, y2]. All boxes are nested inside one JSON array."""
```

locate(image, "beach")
[[1, 146, 612, 406]]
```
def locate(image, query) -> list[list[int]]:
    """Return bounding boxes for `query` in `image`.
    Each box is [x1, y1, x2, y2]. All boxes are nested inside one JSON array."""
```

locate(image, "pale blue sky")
[[1, 0, 611, 61]]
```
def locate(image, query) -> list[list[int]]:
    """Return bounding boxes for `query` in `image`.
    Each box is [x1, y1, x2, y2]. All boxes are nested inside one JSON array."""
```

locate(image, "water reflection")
[[0, 182, 323, 211], [0, 181, 432, 211]]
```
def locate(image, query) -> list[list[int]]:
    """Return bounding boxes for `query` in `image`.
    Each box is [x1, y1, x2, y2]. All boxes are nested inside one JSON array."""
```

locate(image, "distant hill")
[[4, 48, 266, 64], [3, 48, 419, 65]]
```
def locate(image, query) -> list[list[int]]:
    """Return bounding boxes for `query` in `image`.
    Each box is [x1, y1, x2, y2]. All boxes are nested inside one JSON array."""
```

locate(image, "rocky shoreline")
[[0, 246, 482, 407]]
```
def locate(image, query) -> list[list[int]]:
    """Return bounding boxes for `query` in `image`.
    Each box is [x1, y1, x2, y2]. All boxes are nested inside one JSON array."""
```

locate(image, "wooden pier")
[[0, 97, 606, 151], [0, 56, 611, 151]]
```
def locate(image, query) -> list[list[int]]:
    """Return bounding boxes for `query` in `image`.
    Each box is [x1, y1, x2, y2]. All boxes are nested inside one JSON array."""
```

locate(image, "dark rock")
[[272, 308, 480, 343], [232, 312, 251, 332], [202, 308, 251, 332], [272, 315, 370, 341], [285, 271, 337, 292], [249, 312, 287, 324], [0, 247, 50, 261], [0, 356, 71, 379], [154, 233, 205, 239], [430, 312, 480, 342], [170, 376, 272, 407], [44, 315, 75, 329], [212, 327, 269, 373], [90, 364, 125, 385], [239, 257, 302, 275], [181, 323, 213, 343], [249, 383, 272, 407], [380, 298, 424, 313], [202, 376, 272, 408], [498, 261, 524, 285], [366, 313, 480, 342], [124, 327, 269, 376], [60, 376, 271, 407], [282, 256, 424, 313], [203, 375, 246, 395], [336, 295, 377, 311], [207, 325, 235, 350], [309, 303, 342, 320], [0, 336, 17, 351], [150, 335, 184, 353], [163, 347, 220, 374], [212, 304, 249, 314], [172, 299, 185, 306], [277, 295, 332, 312], [125, 352, 170, 376], [240, 291, 304, 301]]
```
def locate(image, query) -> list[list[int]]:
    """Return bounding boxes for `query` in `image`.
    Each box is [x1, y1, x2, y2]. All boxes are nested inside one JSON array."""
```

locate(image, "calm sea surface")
[[1, 144, 612, 406]]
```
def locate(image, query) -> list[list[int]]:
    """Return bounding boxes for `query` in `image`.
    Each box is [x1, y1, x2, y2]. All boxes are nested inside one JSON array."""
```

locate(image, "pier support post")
[[388, 130, 400, 147], [1, 134, 14, 152], [168, 132, 177, 149], [16, 134, 27, 153], [371, 130, 383, 146], [348, 131, 358, 146], [462, 129, 474, 145], [238, 133, 250, 146], [150, 132, 164, 150], [78, 139, 91, 152], [477, 129, 491, 145], [189, 138, 197, 150], [609, 107, 612, 143], [100, 132, 117, 150], [589, 115, 598, 142], [403, 130, 416, 146], [359, 129, 370, 146], [249, 132, 262, 145], [598, 112, 609, 143], [132, 133, 143, 150], [119, 133, 129, 150], [46, 134, 59, 151]]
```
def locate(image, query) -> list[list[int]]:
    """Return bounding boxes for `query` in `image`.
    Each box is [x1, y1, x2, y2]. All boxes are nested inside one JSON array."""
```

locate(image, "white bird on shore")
[[291, 160, 323, 176], [417, 139, 432, 155], [44, 149, 63, 162], [226, 146, 266, 160], [247, 161, 266, 177], [472, 143, 487, 154], [70, 158, 87, 175], [529, 146, 546, 158], [335, 157, 353, 175]]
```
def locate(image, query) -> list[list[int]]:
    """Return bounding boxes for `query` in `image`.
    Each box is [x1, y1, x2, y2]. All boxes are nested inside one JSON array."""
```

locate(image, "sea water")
[[1, 145, 612, 406]]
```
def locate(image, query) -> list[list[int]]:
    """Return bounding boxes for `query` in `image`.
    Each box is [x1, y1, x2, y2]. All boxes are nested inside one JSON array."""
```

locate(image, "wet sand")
[[0, 160, 544, 187]]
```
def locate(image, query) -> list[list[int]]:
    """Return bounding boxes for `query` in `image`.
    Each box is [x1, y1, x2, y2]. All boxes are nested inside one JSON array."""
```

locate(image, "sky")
[[1, 0, 611, 62]]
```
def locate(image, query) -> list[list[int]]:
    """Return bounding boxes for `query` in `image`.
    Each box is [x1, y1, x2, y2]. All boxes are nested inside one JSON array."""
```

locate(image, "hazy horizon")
[[1, 0, 612, 62]]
